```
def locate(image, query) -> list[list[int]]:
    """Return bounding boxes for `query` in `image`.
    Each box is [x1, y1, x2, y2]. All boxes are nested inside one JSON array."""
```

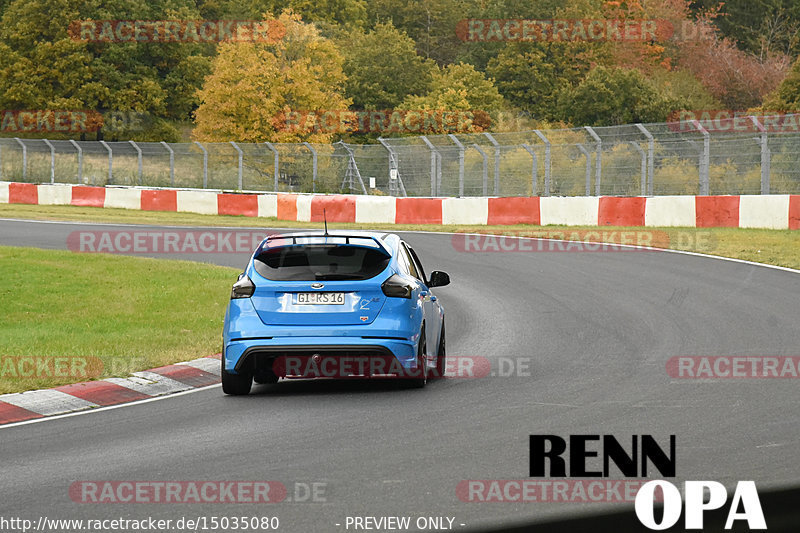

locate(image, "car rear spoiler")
[[261, 233, 391, 257]]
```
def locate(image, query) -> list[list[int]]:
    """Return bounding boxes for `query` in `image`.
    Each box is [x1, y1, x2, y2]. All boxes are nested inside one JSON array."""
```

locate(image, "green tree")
[[367, 0, 471, 64], [762, 56, 800, 111], [193, 11, 350, 143], [0, 0, 211, 140], [341, 22, 436, 110], [648, 68, 722, 111], [691, 0, 800, 57], [210, 0, 367, 30], [558, 66, 676, 126], [486, 42, 594, 121]]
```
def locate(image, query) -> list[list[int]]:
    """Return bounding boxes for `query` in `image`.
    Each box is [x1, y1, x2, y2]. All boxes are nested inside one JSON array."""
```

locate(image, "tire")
[[408, 327, 428, 388], [432, 322, 446, 380], [221, 365, 253, 395]]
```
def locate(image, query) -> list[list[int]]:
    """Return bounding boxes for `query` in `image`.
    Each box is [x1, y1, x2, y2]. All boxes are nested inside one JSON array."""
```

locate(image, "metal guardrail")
[[1, 115, 799, 196]]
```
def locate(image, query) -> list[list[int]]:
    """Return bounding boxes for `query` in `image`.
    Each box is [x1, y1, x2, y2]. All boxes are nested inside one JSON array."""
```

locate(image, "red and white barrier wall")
[[1, 182, 799, 230]]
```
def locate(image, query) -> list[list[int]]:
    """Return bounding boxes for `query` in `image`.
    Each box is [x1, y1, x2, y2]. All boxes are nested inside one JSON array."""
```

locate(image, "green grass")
[[3, 203, 800, 269], [0, 203, 798, 395], [0, 245, 238, 394]]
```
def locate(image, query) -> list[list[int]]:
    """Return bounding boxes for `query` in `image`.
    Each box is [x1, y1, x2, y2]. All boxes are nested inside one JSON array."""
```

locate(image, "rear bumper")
[[224, 337, 417, 375]]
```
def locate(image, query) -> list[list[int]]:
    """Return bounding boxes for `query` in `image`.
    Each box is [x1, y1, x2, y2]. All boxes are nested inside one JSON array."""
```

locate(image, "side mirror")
[[428, 270, 450, 288]]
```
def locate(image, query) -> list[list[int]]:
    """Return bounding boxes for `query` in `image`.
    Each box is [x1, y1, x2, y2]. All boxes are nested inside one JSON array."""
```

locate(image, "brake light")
[[231, 275, 255, 299], [381, 274, 415, 299]]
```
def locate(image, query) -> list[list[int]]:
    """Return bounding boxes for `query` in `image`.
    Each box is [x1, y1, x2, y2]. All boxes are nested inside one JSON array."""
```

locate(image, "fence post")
[[160, 141, 174, 187], [420, 135, 439, 196], [483, 132, 501, 195], [629, 142, 647, 196], [377, 138, 407, 197], [230, 141, 243, 190], [521, 143, 537, 196], [339, 141, 369, 195], [577, 144, 591, 196], [533, 130, 550, 196], [447, 134, 465, 197], [42, 139, 55, 184], [691, 119, 710, 195], [6, 118, 791, 197], [585, 126, 602, 196], [69, 140, 82, 184], [0, 142, 3, 181], [628, 141, 647, 196], [13, 138, 26, 182], [471, 143, 489, 196], [302, 142, 317, 193], [193, 141, 208, 188], [749, 116, 770, 194], [129, 140, 143, 185], [635, 123, 654, 195], [264, 142, 279, 192], [100, 140, 113, 185]]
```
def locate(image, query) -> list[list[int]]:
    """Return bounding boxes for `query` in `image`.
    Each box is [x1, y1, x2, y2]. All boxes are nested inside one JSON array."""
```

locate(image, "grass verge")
[[1, 203, 798, 395], [0, 245, 238, 394], [2, 203, 800, 270]]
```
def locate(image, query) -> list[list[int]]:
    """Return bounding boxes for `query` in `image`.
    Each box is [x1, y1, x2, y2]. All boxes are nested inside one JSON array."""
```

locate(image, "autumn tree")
[[599, 0, 794, 111], [193, 11, 350, 143], [399, 63, 505, 132], [675, 32, 791, 110]]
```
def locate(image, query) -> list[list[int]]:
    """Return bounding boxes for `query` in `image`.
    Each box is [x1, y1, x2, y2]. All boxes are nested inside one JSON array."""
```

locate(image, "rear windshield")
[[254, 245, 390, 281]]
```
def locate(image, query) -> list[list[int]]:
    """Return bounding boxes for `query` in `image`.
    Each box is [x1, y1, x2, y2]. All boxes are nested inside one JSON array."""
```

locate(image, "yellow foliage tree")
[[193, 11, 350, 143]]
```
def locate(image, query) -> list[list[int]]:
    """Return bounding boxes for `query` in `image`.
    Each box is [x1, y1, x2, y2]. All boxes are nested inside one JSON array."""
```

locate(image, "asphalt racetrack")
[[1, 218, 799, 532]]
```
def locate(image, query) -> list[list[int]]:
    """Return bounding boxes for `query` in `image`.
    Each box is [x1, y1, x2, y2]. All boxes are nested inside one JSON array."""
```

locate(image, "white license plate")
[[296, 292, 346, 305]]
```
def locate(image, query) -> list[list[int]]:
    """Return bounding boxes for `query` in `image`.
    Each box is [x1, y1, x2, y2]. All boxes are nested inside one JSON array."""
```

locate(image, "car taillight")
[[231, 275, 255, 299], [381, 274, 415, 299]]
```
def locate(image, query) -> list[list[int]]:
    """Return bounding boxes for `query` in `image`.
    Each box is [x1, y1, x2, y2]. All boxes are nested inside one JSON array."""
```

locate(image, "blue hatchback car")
[[222, 231, 450, 395]]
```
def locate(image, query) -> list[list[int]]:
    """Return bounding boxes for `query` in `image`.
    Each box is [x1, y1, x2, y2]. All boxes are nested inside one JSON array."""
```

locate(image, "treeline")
[[0, 0, 799, 142]]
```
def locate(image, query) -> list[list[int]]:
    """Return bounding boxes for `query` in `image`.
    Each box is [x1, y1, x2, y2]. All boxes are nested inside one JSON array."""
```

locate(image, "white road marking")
[[0, 384, 220, 430], [0, 217, 797, 431]]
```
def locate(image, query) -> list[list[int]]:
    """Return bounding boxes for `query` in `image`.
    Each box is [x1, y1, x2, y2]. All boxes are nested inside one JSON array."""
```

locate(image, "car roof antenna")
[[323, 209, 329, 236]]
